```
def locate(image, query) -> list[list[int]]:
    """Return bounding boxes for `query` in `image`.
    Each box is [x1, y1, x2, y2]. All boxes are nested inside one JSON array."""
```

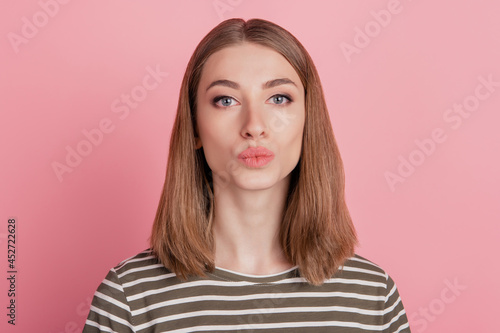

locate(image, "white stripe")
[[386, 283, 398, 300], [348, 256, 381, 269], [272, 276, 386, 289], [394, 321, 410, 333], [115, 249, 152, 268], [117, 263, 164, 279], [116, 255, 156, 270], [127, 276, 386, 301], [273, 276, 308, 284], [95, 291, 130, 312], [340, 266, 387, 278], [102, 278, 123, 293], [89, 305, 135, 330], [135, 305, 387, 331], [123, 272, 177, 288], [215, 265, 299, 278], [131, 291, 385, 316], [387, 308, 408, 327], [382, 295, 403, 315], [128, 279, 255, 300], [156, 317, 405, 333], [84, 319, 115, 332], [325, 278, 386, 288]]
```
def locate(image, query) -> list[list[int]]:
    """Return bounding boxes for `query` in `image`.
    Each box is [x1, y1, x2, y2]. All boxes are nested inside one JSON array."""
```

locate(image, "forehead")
[[199, 42, 302, 87]]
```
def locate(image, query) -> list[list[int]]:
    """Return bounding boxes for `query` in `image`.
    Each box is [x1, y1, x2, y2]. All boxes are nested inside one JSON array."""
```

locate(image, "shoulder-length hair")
[[151, 18, 357, 286]]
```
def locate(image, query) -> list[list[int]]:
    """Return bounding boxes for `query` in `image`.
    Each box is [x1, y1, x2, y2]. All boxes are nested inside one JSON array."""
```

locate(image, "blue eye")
[[212, 94, 292, 108], [213, 96, 238, 107], [269, 94, 292, 105]]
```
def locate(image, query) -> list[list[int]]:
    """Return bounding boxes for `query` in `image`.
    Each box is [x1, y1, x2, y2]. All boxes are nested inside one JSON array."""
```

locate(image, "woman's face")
[[196, 42, 305, 192]]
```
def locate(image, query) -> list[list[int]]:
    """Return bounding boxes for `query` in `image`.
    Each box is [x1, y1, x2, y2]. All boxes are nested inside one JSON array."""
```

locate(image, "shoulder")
[[343, 254, 388, 276], [337, 254, 395, 289], [109, 248, 173, 285]]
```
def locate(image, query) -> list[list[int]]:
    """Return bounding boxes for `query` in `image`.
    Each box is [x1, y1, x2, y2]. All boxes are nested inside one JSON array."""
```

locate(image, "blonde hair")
[[151, 18, 357, 285]]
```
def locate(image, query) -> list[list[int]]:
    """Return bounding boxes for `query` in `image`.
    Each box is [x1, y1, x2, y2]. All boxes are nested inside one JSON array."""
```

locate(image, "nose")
[[240, 102, 268, 139]]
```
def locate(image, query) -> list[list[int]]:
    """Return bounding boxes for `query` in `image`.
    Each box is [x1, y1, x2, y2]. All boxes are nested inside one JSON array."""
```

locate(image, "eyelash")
[[212, 94, 293, 108]]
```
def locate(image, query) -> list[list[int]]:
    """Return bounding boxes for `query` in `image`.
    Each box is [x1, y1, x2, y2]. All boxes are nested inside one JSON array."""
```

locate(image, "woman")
[[84, 18, 411, 332]]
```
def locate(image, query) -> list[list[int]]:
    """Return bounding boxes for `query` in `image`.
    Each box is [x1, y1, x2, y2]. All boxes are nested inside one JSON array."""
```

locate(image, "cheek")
[[274, 114, 304, 168], [197, 125, 232, 171], [282, 110, 305, 147], [289, 113, 305, 158], [197, 112, 220, 147]]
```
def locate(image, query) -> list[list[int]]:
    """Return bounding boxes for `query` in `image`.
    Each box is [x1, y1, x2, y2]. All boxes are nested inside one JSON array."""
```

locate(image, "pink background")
[[1, 1, 499, 332]]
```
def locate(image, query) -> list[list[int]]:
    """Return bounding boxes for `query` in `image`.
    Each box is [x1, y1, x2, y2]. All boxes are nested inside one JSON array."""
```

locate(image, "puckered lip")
[[237, 147, 275, 159]]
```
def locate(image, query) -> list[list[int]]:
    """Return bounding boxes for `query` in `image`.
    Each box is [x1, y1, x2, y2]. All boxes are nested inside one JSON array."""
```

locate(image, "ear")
[[195, 137, 202, 149]]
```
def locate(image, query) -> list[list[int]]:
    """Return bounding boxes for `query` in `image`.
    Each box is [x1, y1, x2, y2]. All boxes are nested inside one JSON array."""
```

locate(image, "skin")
[[196, 42, 305, 275]]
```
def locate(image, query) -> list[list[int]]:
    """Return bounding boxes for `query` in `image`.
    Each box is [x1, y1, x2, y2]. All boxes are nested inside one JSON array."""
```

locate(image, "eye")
[[268, 94, 292, 105], [213, 96, 239, 108]]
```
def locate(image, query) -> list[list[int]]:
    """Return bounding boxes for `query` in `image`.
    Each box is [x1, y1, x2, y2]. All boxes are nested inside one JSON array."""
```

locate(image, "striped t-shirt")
[[83, 249, 411, 332]]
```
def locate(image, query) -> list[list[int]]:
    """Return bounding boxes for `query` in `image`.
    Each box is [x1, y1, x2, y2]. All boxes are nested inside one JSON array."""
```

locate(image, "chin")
[[234, 173, 287, 191]]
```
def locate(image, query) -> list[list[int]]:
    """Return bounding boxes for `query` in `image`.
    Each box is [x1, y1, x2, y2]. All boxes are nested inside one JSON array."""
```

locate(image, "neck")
[[212, 177, 293, 275]]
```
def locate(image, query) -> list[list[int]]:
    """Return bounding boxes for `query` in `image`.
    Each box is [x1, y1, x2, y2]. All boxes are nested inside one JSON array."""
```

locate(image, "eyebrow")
[[205, 78, 297, 92]]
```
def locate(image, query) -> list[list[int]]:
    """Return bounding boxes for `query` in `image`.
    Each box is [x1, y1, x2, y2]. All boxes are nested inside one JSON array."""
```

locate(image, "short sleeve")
[[83, 268, 135, 333], [383, 274, 411, 333]]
